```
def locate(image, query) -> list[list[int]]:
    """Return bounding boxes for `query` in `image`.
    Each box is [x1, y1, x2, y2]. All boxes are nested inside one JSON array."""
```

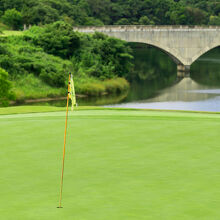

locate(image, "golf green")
[[0, 108, 220, 219]]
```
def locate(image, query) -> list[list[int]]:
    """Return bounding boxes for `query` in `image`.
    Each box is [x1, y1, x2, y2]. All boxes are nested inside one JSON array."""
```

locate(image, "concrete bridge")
[[73, 25, 220, 76]]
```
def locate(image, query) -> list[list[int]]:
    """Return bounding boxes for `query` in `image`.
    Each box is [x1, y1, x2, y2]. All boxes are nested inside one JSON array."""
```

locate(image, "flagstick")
[[58, 74, 71, 208]]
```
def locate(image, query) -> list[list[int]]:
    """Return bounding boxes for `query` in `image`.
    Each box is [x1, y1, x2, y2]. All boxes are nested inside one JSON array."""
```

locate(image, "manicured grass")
[[0, 108, 220, 219], [0, 106, 104, 115]]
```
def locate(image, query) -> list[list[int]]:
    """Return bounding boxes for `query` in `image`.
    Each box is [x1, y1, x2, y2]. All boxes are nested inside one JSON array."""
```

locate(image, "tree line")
[[1, 0, 220, 30]]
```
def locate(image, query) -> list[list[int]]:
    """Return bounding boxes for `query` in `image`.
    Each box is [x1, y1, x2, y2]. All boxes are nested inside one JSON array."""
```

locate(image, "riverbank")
[[1, 107, 220, 219], [10, 74, 129, 104]]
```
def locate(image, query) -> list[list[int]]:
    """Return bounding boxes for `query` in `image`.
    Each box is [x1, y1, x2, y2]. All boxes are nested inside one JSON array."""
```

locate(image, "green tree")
[[209, 15, 220, 25], [73, 32, 133, 79], [139, 16, 154, 25], [33, 21, 80, 59], [1, 8, 23, 30], [87, 0, 111, 24], [115, 18, 130, 25], [84, 17, 104, 26]]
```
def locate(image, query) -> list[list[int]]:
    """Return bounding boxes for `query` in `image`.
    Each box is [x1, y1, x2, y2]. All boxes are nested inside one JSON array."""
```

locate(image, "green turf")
[[0, 106, 104, 115], [1, 108, 220, 219]]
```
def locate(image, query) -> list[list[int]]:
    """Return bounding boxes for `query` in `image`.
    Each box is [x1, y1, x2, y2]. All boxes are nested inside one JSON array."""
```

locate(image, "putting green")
[[0, 108, 220, 219]]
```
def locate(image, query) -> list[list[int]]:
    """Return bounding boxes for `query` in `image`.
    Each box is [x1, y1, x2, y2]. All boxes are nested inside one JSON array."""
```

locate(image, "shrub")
[[73, 32, 133, 80], [31, 21, 80, 59], [1, 9, 23, 30], [77, 77, 129, 96], [0, 37, 73, 87], [80, 82, 105, 96], [0, 67, 14, 106], [104, 78, 130, 94]]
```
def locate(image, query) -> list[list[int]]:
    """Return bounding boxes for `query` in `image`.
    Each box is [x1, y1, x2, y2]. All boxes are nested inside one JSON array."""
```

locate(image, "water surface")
[[105, 45, 220, 112]]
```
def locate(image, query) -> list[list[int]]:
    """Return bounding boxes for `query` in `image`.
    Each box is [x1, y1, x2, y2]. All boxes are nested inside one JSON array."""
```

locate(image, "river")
[[104, 44, 220, 112], [26, 43, 220, 112]]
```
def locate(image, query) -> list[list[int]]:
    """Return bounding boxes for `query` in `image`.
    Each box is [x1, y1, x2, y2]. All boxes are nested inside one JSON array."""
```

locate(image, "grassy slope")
[[11, 75, 66, 101], [0, 108, 220, 219]]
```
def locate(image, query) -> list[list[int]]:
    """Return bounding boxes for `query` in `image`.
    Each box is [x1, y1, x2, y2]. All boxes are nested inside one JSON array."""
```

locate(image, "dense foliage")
[[1, 0, 220, 29], [0, 22, 133, 100], [0, 36, 72, 87], [26, 22, 133, 80], [0, 67, 13, 105], [72, 32, 133, 80], [30, 22, 80, 59]]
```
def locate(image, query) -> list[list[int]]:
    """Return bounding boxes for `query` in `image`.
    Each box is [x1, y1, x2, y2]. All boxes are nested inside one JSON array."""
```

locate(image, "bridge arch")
[[132, 42, 184, 65], [191, 44, 220, 65], [129, 41, 184, 67]]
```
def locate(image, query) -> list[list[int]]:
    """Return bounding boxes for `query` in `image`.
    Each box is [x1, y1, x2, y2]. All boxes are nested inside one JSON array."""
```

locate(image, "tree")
[[84, 17, 104, 26], [209, 15, 220, 25], [115, 18, 130, 25], [1, 9, 23, 30], [87, 0, 111, 24], [73, 32, 133, 79], [33, 21, 80, 59], [139, 16, 154, 25], [26, 4, 59, 25]]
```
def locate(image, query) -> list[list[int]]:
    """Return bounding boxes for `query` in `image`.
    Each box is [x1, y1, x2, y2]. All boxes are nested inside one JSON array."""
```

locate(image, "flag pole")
[[58, 73, 71, 208]]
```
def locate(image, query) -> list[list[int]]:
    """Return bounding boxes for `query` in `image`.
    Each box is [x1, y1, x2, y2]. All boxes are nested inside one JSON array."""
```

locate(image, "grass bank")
[[11, 74, 66, 101], [11, 74, 129, 103], [0, 108, 220, 219], [77, 77, 130, 96]]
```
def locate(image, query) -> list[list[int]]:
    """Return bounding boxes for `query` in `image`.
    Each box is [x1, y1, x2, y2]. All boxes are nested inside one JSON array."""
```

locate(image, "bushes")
[[28, 24, 133, 80], [0, 36, 73, 87], [1, 9, 23, 30], [80, 82, 106, 96], [0, 67, 14, 105], [104, 77, 130, 94], [78, 77, 130, 96], [72, 32, 133, 80], [30, 22, 80, 59], [0, 23, 133, 100]]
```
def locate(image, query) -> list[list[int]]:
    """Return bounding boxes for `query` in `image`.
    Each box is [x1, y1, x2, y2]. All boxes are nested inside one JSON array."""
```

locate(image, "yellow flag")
[[68, 74, 76, 111]]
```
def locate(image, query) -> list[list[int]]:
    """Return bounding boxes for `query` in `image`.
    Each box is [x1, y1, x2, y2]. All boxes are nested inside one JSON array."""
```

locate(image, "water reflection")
[[124, 43, 177, 102], [106, 77, 220, 112], [106, 46, 220, 112], [191, 48, 220, 87]]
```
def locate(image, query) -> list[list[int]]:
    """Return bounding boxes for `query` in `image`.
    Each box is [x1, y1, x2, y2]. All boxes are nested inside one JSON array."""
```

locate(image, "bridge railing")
[[73, 25, 220, 31]]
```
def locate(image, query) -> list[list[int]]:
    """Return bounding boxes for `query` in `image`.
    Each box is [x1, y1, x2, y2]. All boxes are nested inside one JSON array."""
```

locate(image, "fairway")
[[1, 108, 220, 219]]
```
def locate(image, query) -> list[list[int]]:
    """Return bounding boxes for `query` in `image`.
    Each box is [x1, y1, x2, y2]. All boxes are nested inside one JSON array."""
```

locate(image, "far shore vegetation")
[[0, 22, 132, 106]]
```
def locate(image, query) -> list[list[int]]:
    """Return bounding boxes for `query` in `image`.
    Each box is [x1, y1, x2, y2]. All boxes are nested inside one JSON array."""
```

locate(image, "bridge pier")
[[177, 64, 190, 72], [177, 65, 190, 78]]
